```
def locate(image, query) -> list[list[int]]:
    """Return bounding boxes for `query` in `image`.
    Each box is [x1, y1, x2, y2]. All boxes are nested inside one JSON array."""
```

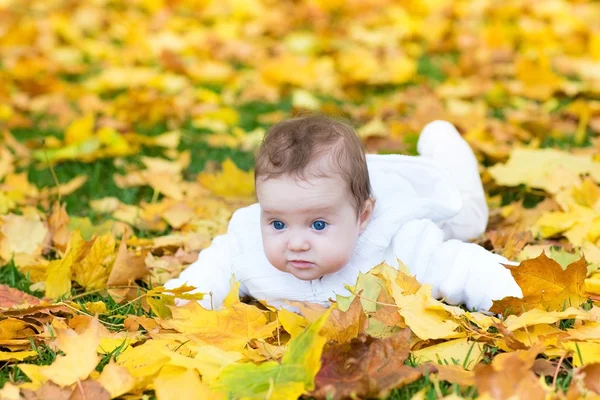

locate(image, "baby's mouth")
[[288, 260, 315, 269]]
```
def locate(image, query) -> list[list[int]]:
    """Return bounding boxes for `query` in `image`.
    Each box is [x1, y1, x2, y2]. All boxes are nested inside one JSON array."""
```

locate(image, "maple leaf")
[[197, 158, 255, 199], [491, 252, 589, 315], [72, 232, 115, 291], [474, 344, 548, 400], [289, 295, 368, 343], [159, 300, 277, 351], [39, 318, 101, 386], [392, 285, 463, 341], [96, 361, 135, 398], [311, 330, 423, 400]]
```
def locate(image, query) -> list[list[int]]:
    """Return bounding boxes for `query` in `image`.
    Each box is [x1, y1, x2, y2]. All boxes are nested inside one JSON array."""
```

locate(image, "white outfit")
[[165, 121, 522, 311]]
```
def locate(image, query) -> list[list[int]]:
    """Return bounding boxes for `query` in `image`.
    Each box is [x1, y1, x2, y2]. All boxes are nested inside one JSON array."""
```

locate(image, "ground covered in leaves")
[[1, 0, 600, 399]]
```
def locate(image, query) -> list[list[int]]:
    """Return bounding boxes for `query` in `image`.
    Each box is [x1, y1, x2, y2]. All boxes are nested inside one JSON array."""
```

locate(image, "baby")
[[165, 115, 523, 311]]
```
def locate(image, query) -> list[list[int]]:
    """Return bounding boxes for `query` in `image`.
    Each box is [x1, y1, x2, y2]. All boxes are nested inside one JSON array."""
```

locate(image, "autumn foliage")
[[2, 0, 600, 399]]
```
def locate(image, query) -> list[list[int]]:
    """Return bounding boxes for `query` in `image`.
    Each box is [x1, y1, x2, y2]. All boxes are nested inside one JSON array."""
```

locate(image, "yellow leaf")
[[0, 214, 48, 263], [567, 321, 600, 341], [512, 324, 562, 348], [116, 340, 170, 385], [159, 301, 276, 351], [162, 202, 195, 229], [0, 350, 37, 362], [213, 310, 331, 399], [73, 232, 115, 291], [197, 158, 255, 198], [260, 54, 317, 87], [292, 89, 321, 110], [40, 318, 101, 386], [17, 364, 46, 390], [503, 307, 592, 332], [515, 54, 562, 100], [0, 192, 16, 215], [278, 307, 308, 338], [488, 148, 600, 194], [385, 55, 417, 84], [164, 345, 242, 384], [0, 382, 20, 400], [97, 361, 135, 399], [391, 285, 463, 341], [155, 366, 224, 400], [45, 230, 86, 299], [64, 114, 95, 145], [80, 301, 108, 315], [413, 338, 484, 370], [563, 341, 600, 367]]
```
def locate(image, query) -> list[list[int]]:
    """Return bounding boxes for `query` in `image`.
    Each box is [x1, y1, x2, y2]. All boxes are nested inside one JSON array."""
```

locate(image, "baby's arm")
[[163, 234, 233, 310], [387, 219, 522, 311]]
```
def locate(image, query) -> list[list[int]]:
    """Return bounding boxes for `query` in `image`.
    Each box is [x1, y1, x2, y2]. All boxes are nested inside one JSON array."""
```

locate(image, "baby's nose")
[[287, 236, 310, 251]]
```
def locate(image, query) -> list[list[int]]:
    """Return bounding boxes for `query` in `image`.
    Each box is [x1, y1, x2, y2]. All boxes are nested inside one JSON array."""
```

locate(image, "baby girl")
[[165, 115, 522, 311]]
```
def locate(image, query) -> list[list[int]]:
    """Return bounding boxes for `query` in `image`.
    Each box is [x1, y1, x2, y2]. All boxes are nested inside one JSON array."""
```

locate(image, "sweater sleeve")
[[388, 219, 523, 311], [163, 234, 234, 310]]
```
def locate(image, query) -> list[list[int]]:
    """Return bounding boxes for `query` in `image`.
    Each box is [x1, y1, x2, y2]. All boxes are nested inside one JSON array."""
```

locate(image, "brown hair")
[[255, 114, 372, 216]]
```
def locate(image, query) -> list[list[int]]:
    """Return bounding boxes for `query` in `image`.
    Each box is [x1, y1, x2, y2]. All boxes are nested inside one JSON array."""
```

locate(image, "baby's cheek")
[[263, 237, 286, 270], [320, 237, 354, 272]]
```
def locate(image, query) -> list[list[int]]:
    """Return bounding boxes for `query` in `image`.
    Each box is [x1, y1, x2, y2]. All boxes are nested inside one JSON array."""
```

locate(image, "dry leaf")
[[312, 331, 422, 400], [491, 252, 588, 315]]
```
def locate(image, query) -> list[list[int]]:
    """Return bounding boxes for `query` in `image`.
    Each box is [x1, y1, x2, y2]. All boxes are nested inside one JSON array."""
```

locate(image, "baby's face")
[[256, 171, 372, 281]]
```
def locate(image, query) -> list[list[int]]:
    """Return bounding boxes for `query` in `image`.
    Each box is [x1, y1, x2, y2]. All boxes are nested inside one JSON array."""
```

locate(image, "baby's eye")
[[272, 220, 286, 230], [312, 220, 327, 231]]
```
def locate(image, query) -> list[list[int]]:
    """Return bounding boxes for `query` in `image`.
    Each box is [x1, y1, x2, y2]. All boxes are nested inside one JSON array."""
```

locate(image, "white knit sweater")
[[165, 122, 523, 311]]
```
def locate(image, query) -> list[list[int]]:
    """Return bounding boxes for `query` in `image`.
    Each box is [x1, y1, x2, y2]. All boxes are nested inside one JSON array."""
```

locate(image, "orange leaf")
[[491, 252, 588, 315]]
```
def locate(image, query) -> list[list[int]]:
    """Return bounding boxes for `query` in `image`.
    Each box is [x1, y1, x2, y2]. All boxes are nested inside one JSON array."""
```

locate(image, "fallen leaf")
[[312, 330, 423, 400], [45, 230, 87, 299], [213, 310, 331, 399], [21, 382, 72, 400], [432, 364, 475, 387], [40, 318, 101, 386], [474, 345, 547, 400], [491, 252, 588, 315], [0, 285, 42, 308], [413, 338, 484, 371], [154, 366, 223, 400], [96, 361, 135, 399], [0, 214, 48, 263], [68, 379, 110, 400], [577, 363, 600, 394], [106, 235, 148, 301], [47, 202, 70, 252]]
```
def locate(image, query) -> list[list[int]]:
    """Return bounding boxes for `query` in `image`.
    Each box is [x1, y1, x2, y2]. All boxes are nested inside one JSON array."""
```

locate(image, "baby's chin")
[[284, 263, 344, 281]]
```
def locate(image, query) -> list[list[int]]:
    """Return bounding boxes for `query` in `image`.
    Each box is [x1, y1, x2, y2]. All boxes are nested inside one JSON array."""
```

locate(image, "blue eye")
[[312, 220, 327, 231], [272, 221, 285, 230]]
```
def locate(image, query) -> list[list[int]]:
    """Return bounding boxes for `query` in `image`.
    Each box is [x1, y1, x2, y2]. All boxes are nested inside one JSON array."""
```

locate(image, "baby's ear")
[[358, 197, 375, 233]]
